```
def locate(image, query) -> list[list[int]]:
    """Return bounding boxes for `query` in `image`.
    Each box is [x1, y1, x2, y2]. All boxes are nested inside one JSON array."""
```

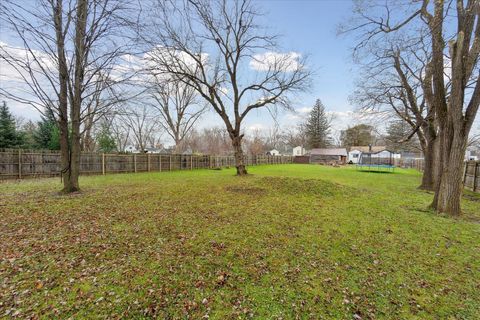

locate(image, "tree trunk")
[[54, 0, 75, 193], [419, 136, 439, 191], [62, 0, 87, 193], [431, 124, 466, 216], [67, 113, 81, 193], [58, 117, 72, 192], [232, 135, 247, 175], [419, 146, 435, 190]]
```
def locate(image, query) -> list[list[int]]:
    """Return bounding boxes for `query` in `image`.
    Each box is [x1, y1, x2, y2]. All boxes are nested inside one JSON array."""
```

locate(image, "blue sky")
[[0, 0, 362, 139], [199, 0, 360, 136], [259, 0, 355, 112]]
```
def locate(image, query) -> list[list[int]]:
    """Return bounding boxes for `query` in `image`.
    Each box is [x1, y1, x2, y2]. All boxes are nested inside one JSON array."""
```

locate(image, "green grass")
[[1, 165, 479, 319]]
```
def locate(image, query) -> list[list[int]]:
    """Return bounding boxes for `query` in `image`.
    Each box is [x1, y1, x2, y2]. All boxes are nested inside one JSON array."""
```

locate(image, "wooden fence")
[[0, 149, 293, 180], [412, 158, 479, 193], [463, 161, 480, 193]]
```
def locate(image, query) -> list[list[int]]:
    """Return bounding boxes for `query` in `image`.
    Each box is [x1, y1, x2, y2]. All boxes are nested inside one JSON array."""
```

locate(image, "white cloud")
[[297, 107, 312, 114], [246, 123, 267, 133], [249, 51, 302, 72]]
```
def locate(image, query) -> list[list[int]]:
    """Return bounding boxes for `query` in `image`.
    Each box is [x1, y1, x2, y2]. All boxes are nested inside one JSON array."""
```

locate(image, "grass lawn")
[[1, 165, 480, 319]]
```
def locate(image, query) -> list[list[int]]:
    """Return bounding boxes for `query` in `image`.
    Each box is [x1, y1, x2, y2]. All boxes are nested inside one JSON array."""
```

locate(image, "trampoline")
[[356, 146, 395, 172]]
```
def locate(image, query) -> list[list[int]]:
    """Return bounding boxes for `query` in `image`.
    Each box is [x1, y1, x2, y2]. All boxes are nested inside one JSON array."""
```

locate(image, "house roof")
[[310, 148, 347, 156], [349, 146, 387, 153]]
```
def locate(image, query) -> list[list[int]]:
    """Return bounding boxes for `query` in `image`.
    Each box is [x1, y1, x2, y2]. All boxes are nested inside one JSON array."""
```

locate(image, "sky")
[[0, 0, 363, 141], [203, 0, 361, 136]]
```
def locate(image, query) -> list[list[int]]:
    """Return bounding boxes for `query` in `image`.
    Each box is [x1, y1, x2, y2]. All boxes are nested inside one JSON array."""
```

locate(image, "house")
[[292, 146, 306, 156], [309, 148, 348, 165], [267, 149, 280, 156], [466, 149, 478, 161], [144, 147, 165, 154], [124, 145, 139, 153], [348, 146, 400, 164]]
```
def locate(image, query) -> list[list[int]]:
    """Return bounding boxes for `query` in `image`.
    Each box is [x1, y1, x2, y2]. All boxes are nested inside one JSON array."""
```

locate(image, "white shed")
[[348, 146, 400, 164], [268, 149, 280, 156], [292, 146, 306, 156]]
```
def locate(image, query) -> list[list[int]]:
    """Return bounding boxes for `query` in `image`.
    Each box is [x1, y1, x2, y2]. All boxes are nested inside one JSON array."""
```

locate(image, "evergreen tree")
[[96, 123, 117, 152], [19, 120, 37, 149], [34, 113, 60, 150], [305, 99, 332, 148], [0, 102, 23, 148]]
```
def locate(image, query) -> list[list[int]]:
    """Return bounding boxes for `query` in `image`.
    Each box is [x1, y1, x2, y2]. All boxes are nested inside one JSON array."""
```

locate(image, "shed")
[[292, 146, 306, 156], [310, 148, 348, 165], [267, 149, 280, 156], [348, 146, 401, 164]]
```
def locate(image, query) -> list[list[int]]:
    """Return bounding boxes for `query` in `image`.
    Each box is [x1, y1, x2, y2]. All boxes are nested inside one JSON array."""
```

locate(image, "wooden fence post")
[[474, 162, 478, 192], [159, 155, 162, 172], [190, 155, 193, 170], [463, 161, 468, 183], [169, 155, 172, 171], [134, 154, 137, 173], [102, 153, 106, 175], [18, 149, 22, 179], [147, 154, 151, 172]]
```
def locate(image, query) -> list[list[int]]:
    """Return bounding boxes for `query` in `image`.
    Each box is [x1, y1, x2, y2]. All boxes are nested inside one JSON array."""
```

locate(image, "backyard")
[[1, 165, 480, 319]]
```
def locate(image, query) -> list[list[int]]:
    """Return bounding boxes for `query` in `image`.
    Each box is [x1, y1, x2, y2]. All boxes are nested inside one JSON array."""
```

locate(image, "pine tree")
[[34, 112, 60, 150], [19, 120, 37, 149], [305, 99, 331, 149], [0, 102, 23, 148], [96, 123, 117, 152]]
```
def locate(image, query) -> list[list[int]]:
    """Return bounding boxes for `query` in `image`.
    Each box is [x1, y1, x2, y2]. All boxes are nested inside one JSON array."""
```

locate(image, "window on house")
[[353, 154, 359, 158]]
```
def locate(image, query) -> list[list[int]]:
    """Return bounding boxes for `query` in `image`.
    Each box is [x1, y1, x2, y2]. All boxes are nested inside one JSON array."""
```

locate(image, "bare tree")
[[0, 0, 136, 192], [148, 75, 206, 153], [266, 123, 282, 150], [343, 0, 480, 215], [245, 129, 268, 155], [80, 72, 128, 151], [283, 124, 308, 149], [106, 113, 131, 152], [181, 126, 233, 155], [352, 38, 441, 190], [119, 104, 162, 152], [142, 0, 311, 175]]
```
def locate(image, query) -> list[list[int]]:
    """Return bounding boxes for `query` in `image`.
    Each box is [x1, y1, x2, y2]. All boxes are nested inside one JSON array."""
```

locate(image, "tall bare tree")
[[352, 40, 441, 190], [142, 0, 311, 175], [148, 76, 206, 153], [343, 0, 480, 215], [0, 0, 135, 192], [119, 104, 162, 152]]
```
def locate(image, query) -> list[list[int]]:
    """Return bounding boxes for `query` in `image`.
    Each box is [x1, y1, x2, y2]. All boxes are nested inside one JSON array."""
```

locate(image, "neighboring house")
[[466, 149, 478, 161], [124, 145, 138, 153], [348, 146, 400, 164], [144, 147, 165, 154], [310, 148, 348, 165], [267, 149, 280, 156], [292, 146, 306, 156]]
